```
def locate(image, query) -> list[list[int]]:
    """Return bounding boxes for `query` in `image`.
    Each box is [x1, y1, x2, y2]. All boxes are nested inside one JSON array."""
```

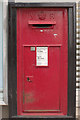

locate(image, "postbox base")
[[2, 116, 76, 120]]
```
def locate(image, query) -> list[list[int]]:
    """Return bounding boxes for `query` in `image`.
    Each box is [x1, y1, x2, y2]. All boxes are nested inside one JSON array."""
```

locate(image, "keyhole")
[[27, 77, 32, 82], [27, 77, 30, 81]]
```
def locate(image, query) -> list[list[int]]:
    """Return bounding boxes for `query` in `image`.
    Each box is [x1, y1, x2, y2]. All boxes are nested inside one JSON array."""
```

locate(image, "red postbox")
[[8, 3, 76, 120], [17, 8, 68, 115]]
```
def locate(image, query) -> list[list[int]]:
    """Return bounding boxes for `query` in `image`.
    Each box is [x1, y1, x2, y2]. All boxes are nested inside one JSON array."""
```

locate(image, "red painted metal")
[[17, 8, 68, 116], [28, 21, 56, 24]]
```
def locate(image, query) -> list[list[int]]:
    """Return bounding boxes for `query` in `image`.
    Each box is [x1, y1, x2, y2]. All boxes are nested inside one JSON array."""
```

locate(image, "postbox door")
[[17, 8, 68, 115]]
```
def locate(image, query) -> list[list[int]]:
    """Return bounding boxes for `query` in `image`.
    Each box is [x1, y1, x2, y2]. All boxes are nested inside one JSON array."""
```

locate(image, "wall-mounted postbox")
[[7, 2, 76, 120], [17, 8, 68, 115]]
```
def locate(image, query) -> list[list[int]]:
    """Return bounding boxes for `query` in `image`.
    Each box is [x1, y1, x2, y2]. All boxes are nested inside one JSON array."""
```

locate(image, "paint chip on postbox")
[[31, 47, 35, 51], [36, 47, 48, 66]]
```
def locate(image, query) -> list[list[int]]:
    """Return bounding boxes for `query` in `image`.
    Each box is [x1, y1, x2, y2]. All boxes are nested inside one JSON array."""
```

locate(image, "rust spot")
[[25, 92, 35, 103], [23, 92, 35, 104]]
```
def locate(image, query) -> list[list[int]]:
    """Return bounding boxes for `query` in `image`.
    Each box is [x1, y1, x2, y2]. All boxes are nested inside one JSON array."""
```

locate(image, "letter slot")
[[28, 21, 56, 28]]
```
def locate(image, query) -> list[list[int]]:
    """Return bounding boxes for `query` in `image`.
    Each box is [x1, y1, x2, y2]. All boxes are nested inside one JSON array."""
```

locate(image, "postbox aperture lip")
[[28, 21, 56, 25], [28, 20, 56, 28]]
